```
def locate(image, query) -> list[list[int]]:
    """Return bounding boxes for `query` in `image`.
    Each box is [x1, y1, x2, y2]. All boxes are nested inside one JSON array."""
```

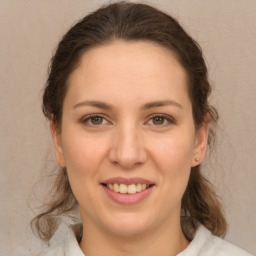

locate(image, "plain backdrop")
[[0, 0, 255, 255]]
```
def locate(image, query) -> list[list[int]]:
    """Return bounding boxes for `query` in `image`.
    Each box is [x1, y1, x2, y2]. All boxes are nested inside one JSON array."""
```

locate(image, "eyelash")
[[80, 113, 176, 127]]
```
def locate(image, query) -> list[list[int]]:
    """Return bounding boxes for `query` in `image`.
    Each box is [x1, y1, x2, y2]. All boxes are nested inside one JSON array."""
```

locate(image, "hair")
[[31, 1, 227, 242]]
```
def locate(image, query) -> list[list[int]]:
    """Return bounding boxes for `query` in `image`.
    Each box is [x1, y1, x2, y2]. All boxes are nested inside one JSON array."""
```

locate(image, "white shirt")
[[38, 225, 253, 256]]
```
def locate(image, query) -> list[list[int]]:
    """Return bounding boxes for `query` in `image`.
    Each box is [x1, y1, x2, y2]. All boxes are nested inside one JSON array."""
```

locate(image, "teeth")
[[136, 183, 142, 192], [128, 184, 137, 194], [119, 184, 128, 194], [107, 183, 151, 194], [113, 183, 119, 192]]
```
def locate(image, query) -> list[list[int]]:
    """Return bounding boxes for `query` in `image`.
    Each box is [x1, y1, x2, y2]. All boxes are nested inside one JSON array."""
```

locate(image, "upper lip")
[[101, 177, 154, 185]]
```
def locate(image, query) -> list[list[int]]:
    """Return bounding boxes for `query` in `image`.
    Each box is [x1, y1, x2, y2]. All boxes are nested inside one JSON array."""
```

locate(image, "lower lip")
[[102, 185, 154, 205]]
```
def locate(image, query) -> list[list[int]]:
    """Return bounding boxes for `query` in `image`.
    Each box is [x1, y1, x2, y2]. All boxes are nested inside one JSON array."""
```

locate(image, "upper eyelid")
[[81, 113, 173, 118], [82, 113, 108, 119], [146, 113, 176, 122], [148, 113, 172, 118]]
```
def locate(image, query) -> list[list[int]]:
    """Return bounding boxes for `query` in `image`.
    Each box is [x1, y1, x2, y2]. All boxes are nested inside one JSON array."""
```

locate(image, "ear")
[[191, 121, 209, 167], [50, 120, 66, 168]]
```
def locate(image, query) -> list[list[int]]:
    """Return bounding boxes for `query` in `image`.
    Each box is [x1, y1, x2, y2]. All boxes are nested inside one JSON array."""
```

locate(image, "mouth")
[[100, 177, 155, 204], [101, 183, 155, 194]]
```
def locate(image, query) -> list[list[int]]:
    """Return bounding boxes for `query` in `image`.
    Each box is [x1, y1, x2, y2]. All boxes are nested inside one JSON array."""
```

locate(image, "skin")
[[51, 40, 208, 256]]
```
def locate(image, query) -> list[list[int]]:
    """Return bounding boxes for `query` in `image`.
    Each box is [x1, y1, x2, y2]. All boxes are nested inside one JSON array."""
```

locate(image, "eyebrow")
[[140, 100, 183, 110], [73, 100, 183, 110], [73, 100, 112, 110]]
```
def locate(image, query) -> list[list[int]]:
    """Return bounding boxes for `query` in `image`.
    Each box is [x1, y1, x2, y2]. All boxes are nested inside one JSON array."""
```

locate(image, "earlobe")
[[191, 122, 209, 167], [50, 120, 66, 168]]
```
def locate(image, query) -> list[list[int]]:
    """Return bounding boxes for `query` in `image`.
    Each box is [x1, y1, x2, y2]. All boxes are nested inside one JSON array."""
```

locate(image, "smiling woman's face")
[[51, 40, 208, 237]]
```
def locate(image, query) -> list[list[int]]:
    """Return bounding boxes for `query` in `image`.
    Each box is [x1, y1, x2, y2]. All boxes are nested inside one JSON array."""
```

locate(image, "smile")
[[101, 177, 155, 204], [104, 183, 152, 194]]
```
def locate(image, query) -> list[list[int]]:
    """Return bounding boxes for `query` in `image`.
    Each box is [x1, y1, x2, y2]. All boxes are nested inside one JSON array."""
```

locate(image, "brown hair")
[[31, 1, 227, 242]]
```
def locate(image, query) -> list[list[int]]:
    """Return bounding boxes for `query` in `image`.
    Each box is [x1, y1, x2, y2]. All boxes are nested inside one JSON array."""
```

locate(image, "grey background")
[[0, 0, 255, 255]]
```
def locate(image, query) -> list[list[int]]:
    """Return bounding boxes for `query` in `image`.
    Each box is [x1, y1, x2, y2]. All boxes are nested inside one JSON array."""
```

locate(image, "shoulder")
[[37, 243, 64, 256], [179, 225, 253, 256], [37, 226, 85, 256]]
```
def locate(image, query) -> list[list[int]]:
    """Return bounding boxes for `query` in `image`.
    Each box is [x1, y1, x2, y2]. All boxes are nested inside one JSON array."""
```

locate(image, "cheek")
[[61, 130, 108, 177], [60, 131, 109, 209], [150, 132, 194, 193], [160, 141, 193, 211], [151, 133, 195, 170]]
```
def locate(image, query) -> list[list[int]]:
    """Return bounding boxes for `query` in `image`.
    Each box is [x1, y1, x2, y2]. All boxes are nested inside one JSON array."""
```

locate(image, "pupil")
[[153, 116, 164, 125], [92, 116, 103, 125]]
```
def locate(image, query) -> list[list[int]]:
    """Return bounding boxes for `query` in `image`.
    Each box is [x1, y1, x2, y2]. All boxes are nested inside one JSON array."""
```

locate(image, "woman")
[[32, 2, 252, 255]]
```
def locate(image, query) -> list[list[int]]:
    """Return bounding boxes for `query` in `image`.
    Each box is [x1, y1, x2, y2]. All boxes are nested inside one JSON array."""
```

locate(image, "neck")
[[79, 216, 189, 256]]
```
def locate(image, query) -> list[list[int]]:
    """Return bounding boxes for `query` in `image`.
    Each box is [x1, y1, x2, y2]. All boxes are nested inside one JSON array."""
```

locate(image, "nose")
[[108, 125, 147, 169]]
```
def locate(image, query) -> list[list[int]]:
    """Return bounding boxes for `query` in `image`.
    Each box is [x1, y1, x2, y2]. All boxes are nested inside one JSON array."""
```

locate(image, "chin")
[[102, 211, 155, 237]]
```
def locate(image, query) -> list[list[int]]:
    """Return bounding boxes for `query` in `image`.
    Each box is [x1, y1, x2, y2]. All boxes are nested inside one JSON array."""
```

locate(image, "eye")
[[152, 116, 165, 125], [81, 114, 110, 126], [147, 114, 175, 126]]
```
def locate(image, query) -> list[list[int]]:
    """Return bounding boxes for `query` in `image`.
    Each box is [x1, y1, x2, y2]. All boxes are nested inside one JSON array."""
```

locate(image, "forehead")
[[65, 40, 190, 108]]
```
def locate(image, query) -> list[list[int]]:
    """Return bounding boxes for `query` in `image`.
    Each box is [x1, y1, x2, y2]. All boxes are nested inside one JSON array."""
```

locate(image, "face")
[[51, 40, 208, 237]]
